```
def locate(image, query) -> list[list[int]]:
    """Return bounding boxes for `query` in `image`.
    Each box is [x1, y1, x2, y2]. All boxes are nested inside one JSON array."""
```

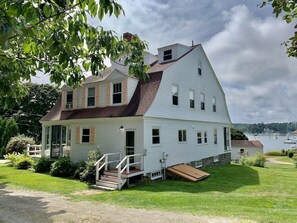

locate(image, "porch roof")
[[40, 72, 162, 121]]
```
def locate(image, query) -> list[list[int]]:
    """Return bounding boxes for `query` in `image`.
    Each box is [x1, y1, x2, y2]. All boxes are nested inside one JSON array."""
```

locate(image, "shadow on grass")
[[0, 183, 66, 223], [133, 164, 260, 193]]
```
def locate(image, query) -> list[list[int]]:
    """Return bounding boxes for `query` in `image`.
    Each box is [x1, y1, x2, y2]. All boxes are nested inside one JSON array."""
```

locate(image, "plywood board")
[[167, 164, 210, 182]]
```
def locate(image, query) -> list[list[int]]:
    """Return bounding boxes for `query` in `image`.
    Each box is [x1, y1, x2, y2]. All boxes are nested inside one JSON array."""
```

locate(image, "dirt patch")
[[266, 157, 294, 165], [0, 188, 255, 223], [71, 189, 104, 196]]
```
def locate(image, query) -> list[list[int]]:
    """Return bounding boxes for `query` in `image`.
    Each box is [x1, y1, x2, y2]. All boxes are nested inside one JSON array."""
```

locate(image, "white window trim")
[[213, 128, 218, 146], [152, 127, 161, 146], [86, 86, 96, 107], [81, 127, 91, 144], [189, 89, 195, 109], [200, 92, 205, 111], [172, 84, 179, 106], [178, 130, 187, 143], [197, 131, 203, 145], [212, 96, 217, 112], [204, 131, 208, 144], [111, 81, 123, 105]]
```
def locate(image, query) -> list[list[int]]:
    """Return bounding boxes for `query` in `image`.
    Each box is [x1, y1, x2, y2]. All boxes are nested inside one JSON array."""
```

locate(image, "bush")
[[50, 156, 75, 177], [4, 153, 34, 169], [72, 161, 87, 180], [5, 134, 35, 154], [288, 152, 294, 158], [15, 156, 34, 169], [34, 157, 53, 173], [79, 161, 96, 184], [240, 154, 266, 168], [0, 117, 19, 157], [265, 151, 283, 156]]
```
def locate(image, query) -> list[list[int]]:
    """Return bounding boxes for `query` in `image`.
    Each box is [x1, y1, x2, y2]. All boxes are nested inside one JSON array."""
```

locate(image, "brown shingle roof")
[[231, 140, 263, 148], [40, 72, 162, 122]]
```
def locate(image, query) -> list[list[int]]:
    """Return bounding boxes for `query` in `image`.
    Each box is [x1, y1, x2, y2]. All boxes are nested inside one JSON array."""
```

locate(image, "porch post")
[[41, 125, 46, 157]]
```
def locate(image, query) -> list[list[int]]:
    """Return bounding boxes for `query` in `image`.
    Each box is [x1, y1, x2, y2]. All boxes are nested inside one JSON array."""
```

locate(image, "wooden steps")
[[167, 164, 210, 182]]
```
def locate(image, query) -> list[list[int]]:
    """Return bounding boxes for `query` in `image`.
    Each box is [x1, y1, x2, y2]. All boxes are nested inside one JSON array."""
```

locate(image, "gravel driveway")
[[0, 187, 254, 223]]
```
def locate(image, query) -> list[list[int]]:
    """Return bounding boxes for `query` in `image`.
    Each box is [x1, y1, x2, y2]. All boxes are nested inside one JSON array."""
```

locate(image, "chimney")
[[123, 32, 134, 42]]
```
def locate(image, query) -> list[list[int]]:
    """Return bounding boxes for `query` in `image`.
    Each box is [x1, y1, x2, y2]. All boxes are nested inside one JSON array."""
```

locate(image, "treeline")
[[234, 122, 297, 134]]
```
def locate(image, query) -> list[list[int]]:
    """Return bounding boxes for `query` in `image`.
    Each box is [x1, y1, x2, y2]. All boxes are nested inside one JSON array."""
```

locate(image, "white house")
[[231, 140, 263, 161], [40, 33, 232, 189]]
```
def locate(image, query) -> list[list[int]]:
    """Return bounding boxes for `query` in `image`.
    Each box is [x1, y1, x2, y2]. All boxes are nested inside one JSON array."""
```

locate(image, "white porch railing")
[[94, 152, 122, 182], [116, 154, 144, 189], [27, 144, 42, 157]]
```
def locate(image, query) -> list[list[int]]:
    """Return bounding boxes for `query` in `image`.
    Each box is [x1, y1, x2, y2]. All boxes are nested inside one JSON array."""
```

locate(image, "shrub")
[[34, 157, 53, 173], [288, 152, 294, 158], [5, 134, 35, 154], [240, 154, 266, 168], [0, 117, 19, 157], [15, 156, 34, 169], [4, 153, 34, 169], [77, 149, 103, 184], [50, 156, 75, 177], [265, 151, 283, 156], [72, 161, 87, 180], [79, 161, 96, 184]]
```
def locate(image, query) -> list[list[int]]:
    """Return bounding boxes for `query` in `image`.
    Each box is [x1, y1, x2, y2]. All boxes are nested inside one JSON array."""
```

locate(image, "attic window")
[[113, 83, 122, 104], [163, 49, 172, 61]]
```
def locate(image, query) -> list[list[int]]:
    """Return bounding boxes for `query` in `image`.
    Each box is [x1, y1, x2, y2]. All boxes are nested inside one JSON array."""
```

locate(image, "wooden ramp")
[[167, 164, 210, 182]]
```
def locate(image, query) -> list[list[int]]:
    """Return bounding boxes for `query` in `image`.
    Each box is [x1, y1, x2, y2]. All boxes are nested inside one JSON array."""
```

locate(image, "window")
[[82, 128, 90, 143], [189, 90, 195, 108], [178, 130, 187, 142], [66, 91, 73, 109], [214, 155, 219, 162], [152, 129, 160, 144], [163, 49, 172, 61], [213, 129, 217, 145], [212, 97, 216, 112], [200, 93, 205, 110], [172, 85, 178, 105], [224, 127, 230, 151], [87, 87, 95, 107], [204, 131, 208, 144], [197, 131, 202, 144], [113, 83, 122, 104], [240, 149, 245, 154], [198, 61, 202, 76]]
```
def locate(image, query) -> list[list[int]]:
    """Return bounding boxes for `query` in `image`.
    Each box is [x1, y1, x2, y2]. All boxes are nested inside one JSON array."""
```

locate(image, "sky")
[[33, 0, 297, 124]]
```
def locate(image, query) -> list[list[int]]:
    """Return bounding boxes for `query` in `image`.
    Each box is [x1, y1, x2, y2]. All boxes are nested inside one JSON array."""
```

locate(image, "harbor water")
[[246, 134, 297, 153]]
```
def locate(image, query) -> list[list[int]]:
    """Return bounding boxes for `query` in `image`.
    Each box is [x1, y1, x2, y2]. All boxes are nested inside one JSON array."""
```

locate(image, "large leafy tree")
[[261, 0, 297, 57], [0, 0, 148, 106], [0, 83, 60, 142], [231, 127, 248, 140], [0, 117, 19, 157]]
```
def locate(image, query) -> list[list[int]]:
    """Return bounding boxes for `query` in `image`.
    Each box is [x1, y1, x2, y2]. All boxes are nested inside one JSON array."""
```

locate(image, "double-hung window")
[[82, 128, 90, 143], [152, 129, 160, 144], [213, 129, 218, 145], [198, 61, 202, 76], [212, 96, 216, 112], [178, 130, 187, 142], [204, 132, 208, 144], [113, 83, 122, 104], [189, 90, 195, 108], [87, 87, 95, 107], [66, 91, 73, 109], [200, 93, 205, 110], [197, 132, 202, 144], [163, 49, 172, 61], [172, 85, 178, 105]]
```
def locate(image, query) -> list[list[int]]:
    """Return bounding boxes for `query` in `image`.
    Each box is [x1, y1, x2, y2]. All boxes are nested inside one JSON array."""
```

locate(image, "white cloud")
[[204, 5, 297, 123]]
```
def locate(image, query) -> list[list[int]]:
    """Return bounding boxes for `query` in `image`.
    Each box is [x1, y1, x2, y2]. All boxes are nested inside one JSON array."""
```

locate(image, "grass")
[[1, 162, 297, 222], [274, 156, 295, 164]]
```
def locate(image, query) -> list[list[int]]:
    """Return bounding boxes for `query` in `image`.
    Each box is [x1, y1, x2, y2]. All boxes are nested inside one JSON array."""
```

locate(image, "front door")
[[125, 130, 135, 163]]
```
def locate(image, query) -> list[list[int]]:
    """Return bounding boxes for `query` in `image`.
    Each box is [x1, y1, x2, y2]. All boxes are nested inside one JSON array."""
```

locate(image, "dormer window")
[[163, 49, 172, 61], [113, 83, 122, 104], [87, 87, 95, 107], [66, 91, 73, 109]]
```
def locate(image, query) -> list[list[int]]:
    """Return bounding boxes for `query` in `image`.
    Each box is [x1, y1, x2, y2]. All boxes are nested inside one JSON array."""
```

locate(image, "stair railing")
[[94, 152, 122, 182]]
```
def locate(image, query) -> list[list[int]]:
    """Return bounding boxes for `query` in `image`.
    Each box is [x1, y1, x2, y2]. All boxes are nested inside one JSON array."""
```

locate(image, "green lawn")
[[273, 156, 295, 164], [1, 163, 297, 223]]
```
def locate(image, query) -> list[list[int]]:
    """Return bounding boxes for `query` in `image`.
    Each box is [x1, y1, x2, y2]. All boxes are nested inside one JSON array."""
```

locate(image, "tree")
[[0, 117, 19, 157], [261, 0, 297, 57], [231, 127, 248, 140], [0, 0, 148, 106], [0, 83, 60, 142]]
